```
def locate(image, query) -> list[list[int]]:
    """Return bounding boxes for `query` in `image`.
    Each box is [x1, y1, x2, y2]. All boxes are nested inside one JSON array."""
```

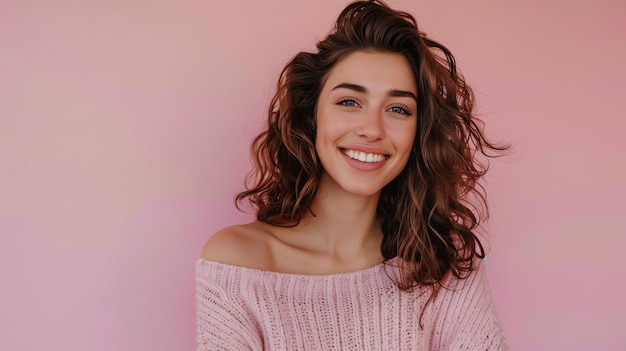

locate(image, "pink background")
[[1, 0, 625, 350]]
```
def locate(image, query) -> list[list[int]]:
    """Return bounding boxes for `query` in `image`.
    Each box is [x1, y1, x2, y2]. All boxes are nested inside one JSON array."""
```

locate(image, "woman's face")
[[315, 50, 418, 198]]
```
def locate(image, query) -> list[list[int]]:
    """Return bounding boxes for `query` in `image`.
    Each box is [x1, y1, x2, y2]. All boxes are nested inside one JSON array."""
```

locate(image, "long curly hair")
[[236, 0, 507, 297]]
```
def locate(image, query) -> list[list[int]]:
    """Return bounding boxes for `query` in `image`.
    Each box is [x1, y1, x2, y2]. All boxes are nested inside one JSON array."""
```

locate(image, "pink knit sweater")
[[196, 258, 507, 350]]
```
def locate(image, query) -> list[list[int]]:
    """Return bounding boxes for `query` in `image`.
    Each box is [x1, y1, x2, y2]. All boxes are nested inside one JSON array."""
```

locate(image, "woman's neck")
[[292, 175, 383, 259]]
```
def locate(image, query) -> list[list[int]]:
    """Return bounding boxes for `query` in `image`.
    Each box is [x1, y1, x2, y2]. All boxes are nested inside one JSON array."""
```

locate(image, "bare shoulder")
[[200, 221, 274, 269]]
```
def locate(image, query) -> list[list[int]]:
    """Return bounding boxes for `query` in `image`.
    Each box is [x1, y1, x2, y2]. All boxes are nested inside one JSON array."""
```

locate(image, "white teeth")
[[342, 149, 386, 163]]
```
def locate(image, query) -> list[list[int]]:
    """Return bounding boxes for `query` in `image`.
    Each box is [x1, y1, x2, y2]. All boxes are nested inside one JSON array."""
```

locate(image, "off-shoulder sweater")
[[196, 258, 507, 350]]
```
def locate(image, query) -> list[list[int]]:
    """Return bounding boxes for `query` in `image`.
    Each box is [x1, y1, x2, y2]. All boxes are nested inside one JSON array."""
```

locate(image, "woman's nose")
[[356, 108, 383, 141]]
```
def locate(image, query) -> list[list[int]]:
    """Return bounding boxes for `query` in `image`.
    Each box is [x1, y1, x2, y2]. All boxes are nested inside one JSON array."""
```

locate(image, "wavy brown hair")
[[236, 0, 507, 299]]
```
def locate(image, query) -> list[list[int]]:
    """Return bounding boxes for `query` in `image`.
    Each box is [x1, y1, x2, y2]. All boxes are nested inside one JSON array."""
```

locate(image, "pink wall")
[[1, 0, 624, 350]]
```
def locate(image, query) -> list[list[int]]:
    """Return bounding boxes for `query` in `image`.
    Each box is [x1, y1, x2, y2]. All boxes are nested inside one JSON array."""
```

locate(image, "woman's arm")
[[196, 261, 263, 351], [427, 263, 508, 351]]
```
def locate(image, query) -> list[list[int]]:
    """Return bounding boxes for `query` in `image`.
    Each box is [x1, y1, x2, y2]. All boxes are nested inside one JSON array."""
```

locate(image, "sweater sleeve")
[[434, 264, 509, 351], [196, 262, 263, 351]]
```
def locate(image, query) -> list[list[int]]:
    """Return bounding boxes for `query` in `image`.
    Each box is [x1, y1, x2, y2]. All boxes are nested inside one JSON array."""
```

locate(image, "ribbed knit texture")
[[196, 258, 507, 350]]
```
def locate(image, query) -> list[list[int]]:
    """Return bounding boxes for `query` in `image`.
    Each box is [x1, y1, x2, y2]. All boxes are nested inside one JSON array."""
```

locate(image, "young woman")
[[197, 1, 508, 350]]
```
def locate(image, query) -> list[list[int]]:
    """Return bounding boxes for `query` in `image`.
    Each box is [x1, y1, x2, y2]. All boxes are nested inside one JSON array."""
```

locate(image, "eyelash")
[[388, 104, 411, 115], [337, 98, 360, 107]]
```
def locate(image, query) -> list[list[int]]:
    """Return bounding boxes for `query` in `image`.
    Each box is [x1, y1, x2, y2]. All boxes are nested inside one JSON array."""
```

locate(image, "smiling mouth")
[[341, 148, 389, 163]]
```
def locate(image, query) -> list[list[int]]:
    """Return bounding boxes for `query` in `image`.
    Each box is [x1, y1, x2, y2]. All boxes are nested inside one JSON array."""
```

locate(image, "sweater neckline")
[[197, 257, 399, 278]]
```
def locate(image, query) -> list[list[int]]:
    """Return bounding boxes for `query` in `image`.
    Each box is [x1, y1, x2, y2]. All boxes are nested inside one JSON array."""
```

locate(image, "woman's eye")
[[389, 105, 411, 115], [337, 99, 359, 107]]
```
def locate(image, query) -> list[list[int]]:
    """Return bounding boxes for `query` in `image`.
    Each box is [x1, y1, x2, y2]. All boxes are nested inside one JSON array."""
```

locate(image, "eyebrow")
[[331, 82, 418, 102]]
